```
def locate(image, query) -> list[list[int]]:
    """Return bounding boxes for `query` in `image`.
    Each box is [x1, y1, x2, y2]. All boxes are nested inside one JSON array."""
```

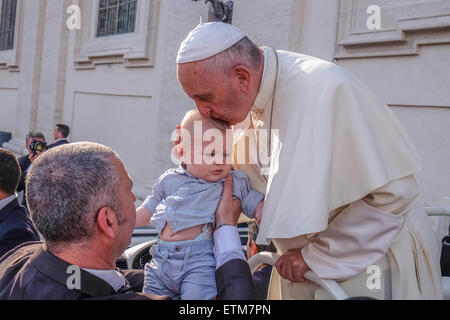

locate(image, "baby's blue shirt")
[[143, 166, 265, 234]]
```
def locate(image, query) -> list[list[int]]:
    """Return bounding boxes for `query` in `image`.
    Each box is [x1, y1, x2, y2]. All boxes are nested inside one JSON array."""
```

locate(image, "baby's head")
[[178, 109, 234, 182]]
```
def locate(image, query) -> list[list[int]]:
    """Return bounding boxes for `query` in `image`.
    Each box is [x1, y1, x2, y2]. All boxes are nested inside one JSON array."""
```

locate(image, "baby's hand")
[[254, 201, 264, 225]]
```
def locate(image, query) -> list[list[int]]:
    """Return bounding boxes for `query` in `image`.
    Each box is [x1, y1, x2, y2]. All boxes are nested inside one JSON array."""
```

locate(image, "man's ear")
[[231, 65, 251, 93], [96, 207, 118, 239]]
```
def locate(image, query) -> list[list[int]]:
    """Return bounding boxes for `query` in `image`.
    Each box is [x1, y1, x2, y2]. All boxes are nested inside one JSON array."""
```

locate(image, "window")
[[97, 0, 137, 37], [75, 0, 158, 69], [0, 0, 17, 51]]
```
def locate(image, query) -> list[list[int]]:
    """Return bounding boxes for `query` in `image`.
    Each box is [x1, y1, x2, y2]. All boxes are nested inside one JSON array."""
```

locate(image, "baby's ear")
[[176, 144, 184, 160]]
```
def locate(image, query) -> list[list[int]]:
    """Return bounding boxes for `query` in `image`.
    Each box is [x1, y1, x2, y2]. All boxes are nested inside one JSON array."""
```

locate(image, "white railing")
[[247, 252, 349, 300]]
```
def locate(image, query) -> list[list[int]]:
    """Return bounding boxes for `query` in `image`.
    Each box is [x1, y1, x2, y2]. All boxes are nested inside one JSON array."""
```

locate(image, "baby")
[[136, 109, 264, 300]]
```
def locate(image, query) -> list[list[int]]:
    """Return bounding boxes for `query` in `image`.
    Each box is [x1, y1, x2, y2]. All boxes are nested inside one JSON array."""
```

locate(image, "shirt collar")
[[252, 46, 278, 110], [82, 268, 126, 292], [175, 164, 194, 178], [0, 194, 17, 211]]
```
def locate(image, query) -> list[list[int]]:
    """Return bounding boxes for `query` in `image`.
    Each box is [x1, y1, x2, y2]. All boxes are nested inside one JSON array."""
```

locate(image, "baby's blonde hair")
[[179, 109, 232, 163], [180, 109, 230, 133]]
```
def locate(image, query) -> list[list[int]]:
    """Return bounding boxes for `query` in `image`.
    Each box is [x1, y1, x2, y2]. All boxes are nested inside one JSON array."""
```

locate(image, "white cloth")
[[177, 22, 246, 64], [243, 47, 423, 244], [233, 47, 442, 299], [301, 175, 418, 280]]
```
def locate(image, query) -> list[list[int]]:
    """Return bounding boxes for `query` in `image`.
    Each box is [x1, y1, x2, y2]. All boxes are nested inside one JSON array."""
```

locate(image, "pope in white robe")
[[176, 22, 443, 300]]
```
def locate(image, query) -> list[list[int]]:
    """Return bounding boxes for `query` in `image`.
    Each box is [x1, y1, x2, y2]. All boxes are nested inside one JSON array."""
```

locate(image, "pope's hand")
[[275, 248, 310, 283], [214, 175, 242, 229]]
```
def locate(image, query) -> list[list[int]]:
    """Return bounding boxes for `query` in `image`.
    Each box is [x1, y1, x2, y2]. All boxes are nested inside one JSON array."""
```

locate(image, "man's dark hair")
[[56, 124, 70, 138], [248, 221, 277, 253], [0, 148, 21, 195], [26, 131, 46, 143]]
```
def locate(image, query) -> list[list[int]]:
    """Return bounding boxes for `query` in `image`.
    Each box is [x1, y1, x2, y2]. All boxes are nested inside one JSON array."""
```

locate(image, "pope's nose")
[[197, 104, 212, 118]]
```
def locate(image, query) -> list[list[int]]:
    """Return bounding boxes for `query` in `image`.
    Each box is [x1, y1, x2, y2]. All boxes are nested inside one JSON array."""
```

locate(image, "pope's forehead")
[[179, 61, 214, 78]]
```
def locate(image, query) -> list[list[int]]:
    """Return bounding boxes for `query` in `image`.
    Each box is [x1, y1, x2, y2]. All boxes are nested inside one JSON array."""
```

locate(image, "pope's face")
[[177, 63, 251, 126]]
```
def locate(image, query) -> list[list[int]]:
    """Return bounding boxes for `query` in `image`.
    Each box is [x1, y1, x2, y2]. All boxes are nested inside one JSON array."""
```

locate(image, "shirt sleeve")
[[142, 175, 165, 213], [231, 170, 265, 219], [300, 175, 419, 280], [214, 225, 247, 269]]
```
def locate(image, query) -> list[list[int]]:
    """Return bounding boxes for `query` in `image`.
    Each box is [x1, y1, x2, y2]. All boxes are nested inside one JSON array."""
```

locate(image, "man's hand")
[[28, 151, 42, 163], [215, 175, 242, 229], [275, 248, 310, 283]]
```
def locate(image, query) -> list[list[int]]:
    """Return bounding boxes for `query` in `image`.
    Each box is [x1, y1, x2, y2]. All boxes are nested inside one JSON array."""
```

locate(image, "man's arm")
[[214, 175, 257, 300]]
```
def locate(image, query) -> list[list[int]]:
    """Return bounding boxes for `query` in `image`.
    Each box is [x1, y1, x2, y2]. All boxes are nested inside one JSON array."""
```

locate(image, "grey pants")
[[143, 238, 217, 300]]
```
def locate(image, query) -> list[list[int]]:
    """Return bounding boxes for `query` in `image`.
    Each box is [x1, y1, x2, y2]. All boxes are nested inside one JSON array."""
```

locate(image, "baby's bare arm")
[[254, 201, 264, 225], [135, 206, 153, 227]]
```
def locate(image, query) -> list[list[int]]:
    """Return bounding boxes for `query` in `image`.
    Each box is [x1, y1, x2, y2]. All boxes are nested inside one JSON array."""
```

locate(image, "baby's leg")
[[143, 246, 177, 299], [180, 242, 217, 300], [180, 264, 217, 300]]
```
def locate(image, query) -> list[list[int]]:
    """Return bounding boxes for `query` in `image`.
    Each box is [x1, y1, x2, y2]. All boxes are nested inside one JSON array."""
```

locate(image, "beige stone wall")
[[333, 0, 450, 209], [0, 0, 448, 211]]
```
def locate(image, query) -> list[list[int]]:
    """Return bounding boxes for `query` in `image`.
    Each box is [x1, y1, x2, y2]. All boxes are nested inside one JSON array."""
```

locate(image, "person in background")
[[17, 132, 47, 208], [0, 148, 40, 258], [18, 132, 46, 172], [47, 124, 70, 149]]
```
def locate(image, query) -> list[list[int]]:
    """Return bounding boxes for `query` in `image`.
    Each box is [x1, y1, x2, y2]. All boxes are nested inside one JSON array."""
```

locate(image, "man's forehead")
[[112, 158, 130, 179]]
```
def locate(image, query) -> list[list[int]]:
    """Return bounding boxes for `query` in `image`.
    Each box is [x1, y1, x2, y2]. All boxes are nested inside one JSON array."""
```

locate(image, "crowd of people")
[[0, 22, 444, 300], [1, 124, 71, 257]]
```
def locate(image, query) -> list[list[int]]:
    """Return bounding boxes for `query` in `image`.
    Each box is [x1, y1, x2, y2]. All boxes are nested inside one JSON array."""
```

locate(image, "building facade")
[[0, 0, 449, 220]]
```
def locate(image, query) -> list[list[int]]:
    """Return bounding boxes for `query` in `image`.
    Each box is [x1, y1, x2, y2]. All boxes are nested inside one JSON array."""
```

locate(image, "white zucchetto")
[[177, 22, 246, 64]]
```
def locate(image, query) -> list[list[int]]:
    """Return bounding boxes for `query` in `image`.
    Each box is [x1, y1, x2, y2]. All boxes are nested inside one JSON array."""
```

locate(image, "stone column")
[[34, 0, 70, 144], [4, 0, 47, 155]]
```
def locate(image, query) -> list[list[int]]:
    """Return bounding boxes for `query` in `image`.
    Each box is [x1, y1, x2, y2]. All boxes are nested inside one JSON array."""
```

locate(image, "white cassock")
[[233, 47, 443, 300]]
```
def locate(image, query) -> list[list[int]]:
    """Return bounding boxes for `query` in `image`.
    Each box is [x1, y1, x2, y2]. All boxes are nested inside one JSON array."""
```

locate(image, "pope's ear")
[[96, 206, 117, 239], [230, 65, 251, 93]]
